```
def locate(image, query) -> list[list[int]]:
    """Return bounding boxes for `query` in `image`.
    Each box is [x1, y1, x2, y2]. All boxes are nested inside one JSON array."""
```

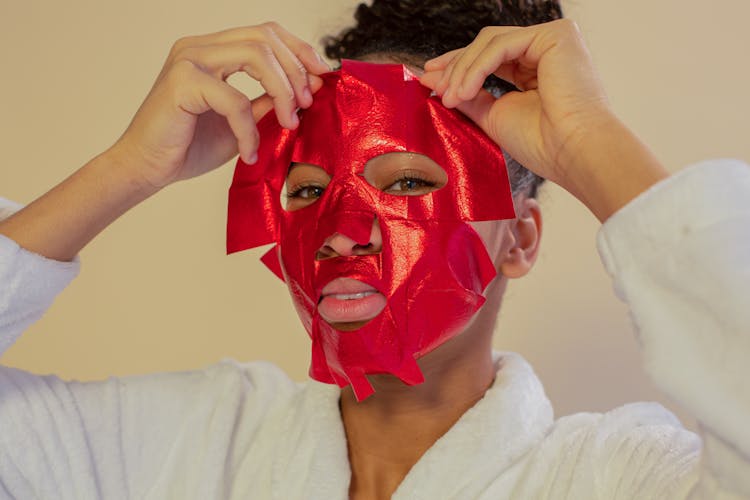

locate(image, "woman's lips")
[[318, 278, 386, 327]]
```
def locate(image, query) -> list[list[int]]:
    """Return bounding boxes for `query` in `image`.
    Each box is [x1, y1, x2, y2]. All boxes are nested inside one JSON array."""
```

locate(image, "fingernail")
[[247, 152, 258, 165], [437, 78, 449, 93], [316, 52, 332, 70], [290, 113, 299, 128], [303, 87, 312, 103], [442, 91, 455, 108]]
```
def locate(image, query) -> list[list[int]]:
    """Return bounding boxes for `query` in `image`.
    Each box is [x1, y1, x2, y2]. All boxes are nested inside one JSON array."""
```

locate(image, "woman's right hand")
[[112, 22, 330, 191]]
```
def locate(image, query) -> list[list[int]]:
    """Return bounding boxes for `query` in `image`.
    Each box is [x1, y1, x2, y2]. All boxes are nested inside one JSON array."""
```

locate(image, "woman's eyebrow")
[[287, 162, 301, 175], [287, 162, 325, 175]]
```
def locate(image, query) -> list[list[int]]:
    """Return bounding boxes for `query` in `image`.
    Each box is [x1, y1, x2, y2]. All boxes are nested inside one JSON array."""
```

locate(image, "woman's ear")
[[499, 197, 542, 279]]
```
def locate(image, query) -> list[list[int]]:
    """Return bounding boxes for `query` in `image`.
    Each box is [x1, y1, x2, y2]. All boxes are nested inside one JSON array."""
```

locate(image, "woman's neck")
[[340, 319, 498, 499]]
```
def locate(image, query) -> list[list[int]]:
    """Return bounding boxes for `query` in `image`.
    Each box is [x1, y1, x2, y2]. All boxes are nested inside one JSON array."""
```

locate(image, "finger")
[[269, 23, 332, 75], [249, 73, 324, 124], [260, 26, 316, 109], [168, 24, 330, 113], [442, 33, 496, 106], [178, 62, 260, 164], [419, 70, 443, 91], [454, 89, 497, 135], [185, 39, 312, 111], [241, 45, 300, 130], [174, 42, 299, 129], [172, 24, 330, 76], [424, 50, 462, 96], [458, 29, 543, 100], [434, 49, 465, 99], [247, 73, 325, 158], [308, 74, 325, 93], [444, 27, 523, 105], [236, 23, 328, 110], [424, 48, 462, 71]]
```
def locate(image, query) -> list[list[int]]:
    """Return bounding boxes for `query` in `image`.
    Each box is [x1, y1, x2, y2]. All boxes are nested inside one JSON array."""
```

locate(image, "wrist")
[[0, 147, 163, 261], [100, 142, 164, 200], [555, 114, 669, 222]]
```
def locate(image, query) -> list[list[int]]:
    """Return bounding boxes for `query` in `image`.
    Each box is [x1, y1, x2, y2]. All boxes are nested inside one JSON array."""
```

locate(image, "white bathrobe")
[[0, 160, 748, 499]]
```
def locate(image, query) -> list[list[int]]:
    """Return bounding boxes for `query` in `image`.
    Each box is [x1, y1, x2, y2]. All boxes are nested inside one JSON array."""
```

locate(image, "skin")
[[0, 18, 669, 500]]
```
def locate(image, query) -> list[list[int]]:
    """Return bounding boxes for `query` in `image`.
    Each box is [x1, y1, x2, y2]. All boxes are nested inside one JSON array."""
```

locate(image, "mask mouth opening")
[[317, 277, 387, 331]]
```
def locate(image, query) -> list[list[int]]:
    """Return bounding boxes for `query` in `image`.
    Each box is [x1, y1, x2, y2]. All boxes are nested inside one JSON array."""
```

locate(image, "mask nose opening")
[[316, 213, 382, 261]]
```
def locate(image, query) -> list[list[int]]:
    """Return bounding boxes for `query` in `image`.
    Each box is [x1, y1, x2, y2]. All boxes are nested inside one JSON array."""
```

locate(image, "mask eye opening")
[[282, 162, 331, 212], [362, 152, 447, 197]]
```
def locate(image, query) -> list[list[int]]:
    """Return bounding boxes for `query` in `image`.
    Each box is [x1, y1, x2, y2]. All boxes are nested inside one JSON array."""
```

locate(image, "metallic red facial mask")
[[227, 60, 515, 400]]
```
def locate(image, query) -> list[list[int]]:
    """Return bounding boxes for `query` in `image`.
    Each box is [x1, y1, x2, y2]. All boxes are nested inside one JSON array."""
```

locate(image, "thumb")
[[459, 89, 547, 180], [456, 90, 497, 139]]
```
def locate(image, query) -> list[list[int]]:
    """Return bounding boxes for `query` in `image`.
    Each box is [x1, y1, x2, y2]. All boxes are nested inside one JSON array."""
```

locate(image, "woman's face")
[[227, 60, 517, 399]]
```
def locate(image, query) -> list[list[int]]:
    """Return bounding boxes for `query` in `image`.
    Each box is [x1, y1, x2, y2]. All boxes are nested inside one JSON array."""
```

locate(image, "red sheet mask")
[[227, 60, 515, 400]]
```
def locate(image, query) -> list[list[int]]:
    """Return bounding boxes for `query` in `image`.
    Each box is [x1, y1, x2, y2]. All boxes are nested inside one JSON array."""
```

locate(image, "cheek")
[[468, 220, 509, 267]]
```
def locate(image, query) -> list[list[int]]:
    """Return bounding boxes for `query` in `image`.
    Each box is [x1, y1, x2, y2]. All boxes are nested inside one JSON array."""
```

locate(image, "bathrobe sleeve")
[[597, 159, 750, 499], [0, 200, 302, 499], [0, 197, 80, 355]]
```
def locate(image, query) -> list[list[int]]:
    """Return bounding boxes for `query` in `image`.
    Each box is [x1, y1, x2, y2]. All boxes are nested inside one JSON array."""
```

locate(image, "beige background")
[[1, 0, 749, 426]]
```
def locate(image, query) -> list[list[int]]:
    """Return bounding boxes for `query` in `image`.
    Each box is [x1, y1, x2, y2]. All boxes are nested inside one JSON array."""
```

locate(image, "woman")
[[1, 1, 749, 499]]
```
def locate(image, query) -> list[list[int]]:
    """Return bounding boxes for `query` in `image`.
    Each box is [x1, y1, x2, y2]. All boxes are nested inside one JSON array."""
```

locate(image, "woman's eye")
[[287, 185, 325, 200], [364, 152, 447, 197], [283, 163, 330, 211], [385, 177, 436, 194]]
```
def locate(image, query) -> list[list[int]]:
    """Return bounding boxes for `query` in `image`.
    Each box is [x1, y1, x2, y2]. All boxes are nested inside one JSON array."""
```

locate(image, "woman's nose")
[[316, 217, 383, 259]]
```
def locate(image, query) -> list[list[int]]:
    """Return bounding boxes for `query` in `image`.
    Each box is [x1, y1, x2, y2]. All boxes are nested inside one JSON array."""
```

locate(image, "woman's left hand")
[[421, 19, 668, 221], [420, 19, 611, 186]]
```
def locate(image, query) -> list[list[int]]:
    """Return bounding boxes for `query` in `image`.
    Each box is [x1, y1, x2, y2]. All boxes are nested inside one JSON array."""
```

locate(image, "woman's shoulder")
[[0, 359, 308, 420], [0, 359, 342, 497], [516, 402, 701, 498]]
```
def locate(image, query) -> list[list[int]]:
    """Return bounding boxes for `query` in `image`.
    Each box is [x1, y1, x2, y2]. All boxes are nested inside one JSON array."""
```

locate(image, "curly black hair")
[[323, 0, 564, 198]]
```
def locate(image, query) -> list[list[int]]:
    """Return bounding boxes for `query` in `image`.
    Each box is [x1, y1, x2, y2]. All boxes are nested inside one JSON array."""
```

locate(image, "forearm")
[[0, 146, 158, 262], [557, 113, 670, 223]]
